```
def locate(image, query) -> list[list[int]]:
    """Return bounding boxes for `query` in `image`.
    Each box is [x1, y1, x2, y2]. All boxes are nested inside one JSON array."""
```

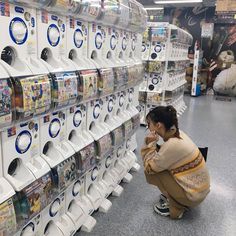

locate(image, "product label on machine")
[[52, 72, 78, 107], [0, 198, 17, 235], [127, 66, 136, 86], [53, 156, 77, 191], [0, 2, 10, 17], [79, 143, 96, 175], [151, 27, 168, 42], [98, 68, 114, 95], [113, 67, 128, 90], [16, 75, 51, 117], [41, 10, 48, 24], [78, 70, 98, 101], [123, 119, 133, 138], [132, 113, 140, 132], [112, 126, 124, 147], [97, 134, 113, 158], [0, 79, 12, 126]]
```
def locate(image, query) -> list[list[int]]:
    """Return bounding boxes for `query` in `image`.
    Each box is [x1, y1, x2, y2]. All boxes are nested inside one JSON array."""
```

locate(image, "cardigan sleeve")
[[141, 139, 181, 174]]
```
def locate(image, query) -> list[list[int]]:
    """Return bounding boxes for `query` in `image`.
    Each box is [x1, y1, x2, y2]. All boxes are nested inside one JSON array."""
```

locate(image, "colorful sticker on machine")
[[41, 10, 48, 23], [18, 75, 51, 116], [0, 79, 12, 125], [53, 72, 78, 106], [0, 2, 10, 17], [0, 198, 17, 235]]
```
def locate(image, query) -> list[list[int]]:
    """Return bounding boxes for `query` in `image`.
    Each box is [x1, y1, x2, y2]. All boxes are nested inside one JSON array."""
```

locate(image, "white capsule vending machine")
[[66, 104, 94, 154], [148, 23, 169, 62], [1, 75, 53, 192], [100, 0, 121, 67], [86, 97, 111, 141], [40, 191, 76, 236], [116, 0, 130, 65], [66, 16, 95, 70], [36, 8, 77, 72], [38, 73, 80, 219], [0, 2, 48, 76], [78, 141, 112, 214], [65, 177, 96, 233]]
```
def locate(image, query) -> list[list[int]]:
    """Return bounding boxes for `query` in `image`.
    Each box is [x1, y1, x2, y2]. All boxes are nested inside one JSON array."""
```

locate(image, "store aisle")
[[78, 96, 236, 236]]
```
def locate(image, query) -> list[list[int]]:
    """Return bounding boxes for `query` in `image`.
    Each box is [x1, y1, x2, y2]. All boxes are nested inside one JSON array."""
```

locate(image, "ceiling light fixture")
[[144, 7, 164, 10], [154, 0, 202, 4]]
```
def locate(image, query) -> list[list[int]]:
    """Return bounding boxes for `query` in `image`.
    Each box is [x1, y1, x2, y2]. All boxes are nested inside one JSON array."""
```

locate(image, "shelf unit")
[[139, 22, 193, 124]]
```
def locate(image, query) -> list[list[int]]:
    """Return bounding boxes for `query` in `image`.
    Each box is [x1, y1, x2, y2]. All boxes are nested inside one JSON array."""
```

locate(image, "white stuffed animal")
[[213, 65, 236, 96]]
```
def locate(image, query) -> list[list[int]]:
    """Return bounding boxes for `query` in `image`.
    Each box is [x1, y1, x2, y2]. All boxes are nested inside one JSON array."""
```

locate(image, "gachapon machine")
[[50, 71, 78, 110], [97, 68, 114, 97], [13, 74, 52, 121], [78, 70, 98, 102]]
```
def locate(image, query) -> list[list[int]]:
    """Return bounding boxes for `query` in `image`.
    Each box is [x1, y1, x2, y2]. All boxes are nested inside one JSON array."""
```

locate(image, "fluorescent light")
[[154, 0, 202, 4], [145, 7, 164, 10]]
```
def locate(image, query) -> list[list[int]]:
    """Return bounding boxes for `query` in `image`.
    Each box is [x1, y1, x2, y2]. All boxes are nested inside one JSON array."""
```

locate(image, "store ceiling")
[[137, 0, 216, 8]]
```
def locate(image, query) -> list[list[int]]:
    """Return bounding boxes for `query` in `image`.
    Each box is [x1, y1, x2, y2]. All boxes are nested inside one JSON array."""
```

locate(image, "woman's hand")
[[145, 131, 159, 145]]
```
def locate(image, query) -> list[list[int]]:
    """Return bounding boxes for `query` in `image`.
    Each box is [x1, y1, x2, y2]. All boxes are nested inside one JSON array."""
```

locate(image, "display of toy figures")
[[0, 0, 147, 235], [140, 23, 193, 124]]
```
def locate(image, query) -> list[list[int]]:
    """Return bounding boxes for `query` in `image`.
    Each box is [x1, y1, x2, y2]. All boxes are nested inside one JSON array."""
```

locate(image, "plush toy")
[[213, 65, 236, 96]]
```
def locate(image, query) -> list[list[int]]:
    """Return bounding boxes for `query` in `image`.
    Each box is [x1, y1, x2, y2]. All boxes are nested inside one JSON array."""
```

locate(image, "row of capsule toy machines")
[[139, 23, 193, 124], [0, 0, 147, 235]]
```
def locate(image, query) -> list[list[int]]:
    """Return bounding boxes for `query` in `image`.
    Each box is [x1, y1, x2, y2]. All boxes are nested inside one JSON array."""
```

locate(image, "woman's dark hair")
[[146, 105, 181, 138]]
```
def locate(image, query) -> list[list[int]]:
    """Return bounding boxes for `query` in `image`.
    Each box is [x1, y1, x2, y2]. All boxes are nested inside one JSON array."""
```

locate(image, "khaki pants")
[[145, 170, 203, 219]]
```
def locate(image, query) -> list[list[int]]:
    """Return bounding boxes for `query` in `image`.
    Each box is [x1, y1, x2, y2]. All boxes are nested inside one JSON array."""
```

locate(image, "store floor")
[[78, 95, 236, 236]]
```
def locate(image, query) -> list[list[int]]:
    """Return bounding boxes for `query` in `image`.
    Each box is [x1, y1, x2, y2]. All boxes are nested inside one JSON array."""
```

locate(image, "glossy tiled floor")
[[77, 96, 236, 236]]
